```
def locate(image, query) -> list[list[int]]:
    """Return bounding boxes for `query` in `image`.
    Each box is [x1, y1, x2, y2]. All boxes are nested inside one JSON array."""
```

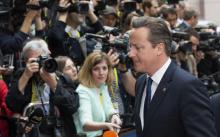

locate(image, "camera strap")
[[26, 4, 41, 10], [34, 81, 48, 116]]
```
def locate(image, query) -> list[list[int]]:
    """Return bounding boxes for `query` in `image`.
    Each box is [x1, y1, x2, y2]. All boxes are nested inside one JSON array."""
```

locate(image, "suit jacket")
[[210, 92, 220, 137], [177, 21, 191, 31], [134, 61, 217, 137]]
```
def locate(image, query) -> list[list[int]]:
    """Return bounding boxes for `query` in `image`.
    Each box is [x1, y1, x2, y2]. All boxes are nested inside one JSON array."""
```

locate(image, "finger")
[[112, 123, 121, 129], [107, 49, 113, 56], [27, 58, 38, 63], [28, 64, 39, 70]]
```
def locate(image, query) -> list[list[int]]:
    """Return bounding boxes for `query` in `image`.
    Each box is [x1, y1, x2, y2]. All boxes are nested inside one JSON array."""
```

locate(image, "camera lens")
[[43, 58, 57, 73]]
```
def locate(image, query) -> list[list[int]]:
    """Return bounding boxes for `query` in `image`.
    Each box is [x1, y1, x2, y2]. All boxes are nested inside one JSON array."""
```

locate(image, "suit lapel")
[[144, 61, 177, 130], [136, 75, 147, 115], [135, 75, 147, 137]]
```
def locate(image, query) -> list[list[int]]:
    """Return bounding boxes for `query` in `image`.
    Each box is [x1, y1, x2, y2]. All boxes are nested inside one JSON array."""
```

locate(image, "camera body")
[[121, 1, 137, 13], [85, 27, 132, 67], [68, 1, 89, 14], [36, 55, 57, 73], [77, 2, 89, 14]]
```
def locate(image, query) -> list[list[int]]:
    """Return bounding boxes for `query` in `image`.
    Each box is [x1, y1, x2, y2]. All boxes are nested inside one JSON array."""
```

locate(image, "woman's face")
[[92, 60, 108, 86], [63, 59, 78, 81]]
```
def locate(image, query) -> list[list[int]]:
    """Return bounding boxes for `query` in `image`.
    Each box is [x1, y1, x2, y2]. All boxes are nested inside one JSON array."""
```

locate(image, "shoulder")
[[173, 65, 198, 82], [210, 92, 220, 103], [76, 84, 94, 94], [57, 73, 79, 89]]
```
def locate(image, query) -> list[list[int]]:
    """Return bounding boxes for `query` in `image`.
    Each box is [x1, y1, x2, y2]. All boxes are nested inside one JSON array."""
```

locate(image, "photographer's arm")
[[78, 2, 103, 35], [121, 71, 136, 97], [57, 0, 69, 23], [20, 0, 40, 34], [87, 10, 98, 24], [35, 10, 43, 31], [40, 69, 57, 92], [34, 9, 48, 38], [0, 0, 39, 54], [18, 58, 39, 94], [6, 70, 32, 113], [47, 1, 69, 56]]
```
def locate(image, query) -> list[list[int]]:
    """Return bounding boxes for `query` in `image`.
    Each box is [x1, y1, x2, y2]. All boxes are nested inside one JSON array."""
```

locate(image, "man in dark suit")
[[177, 9, 198, 31], [128, 16, 217, 137]]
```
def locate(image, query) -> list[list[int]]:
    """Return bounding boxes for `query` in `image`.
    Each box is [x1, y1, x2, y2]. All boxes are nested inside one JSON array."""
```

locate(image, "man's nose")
[[128, 48, 135, 58]]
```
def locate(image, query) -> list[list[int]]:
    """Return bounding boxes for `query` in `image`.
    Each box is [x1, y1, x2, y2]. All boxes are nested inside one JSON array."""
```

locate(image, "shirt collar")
[[183, 21, 191, 27], [149, 58, 171, 85]]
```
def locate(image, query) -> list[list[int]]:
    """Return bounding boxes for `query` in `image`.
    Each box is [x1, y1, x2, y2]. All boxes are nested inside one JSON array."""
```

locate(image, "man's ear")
[[156, 43, 165, 56]]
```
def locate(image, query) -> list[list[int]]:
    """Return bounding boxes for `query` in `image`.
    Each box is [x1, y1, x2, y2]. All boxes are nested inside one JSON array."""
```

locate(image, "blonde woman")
[[74, 52, 121, 137]]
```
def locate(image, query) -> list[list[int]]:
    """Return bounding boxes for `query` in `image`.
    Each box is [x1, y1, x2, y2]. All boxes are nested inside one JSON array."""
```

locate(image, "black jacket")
[[6, 70, 79, 136], [47, 20, 103, 65], [0, 30, 28, 54]]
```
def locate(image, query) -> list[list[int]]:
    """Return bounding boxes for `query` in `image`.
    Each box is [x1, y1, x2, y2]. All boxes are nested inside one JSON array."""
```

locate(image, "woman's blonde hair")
[[79, 51, 114, 89]]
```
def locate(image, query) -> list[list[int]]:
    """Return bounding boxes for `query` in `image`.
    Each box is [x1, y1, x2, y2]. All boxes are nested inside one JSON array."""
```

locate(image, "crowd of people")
[[0, 0, 220, 137]]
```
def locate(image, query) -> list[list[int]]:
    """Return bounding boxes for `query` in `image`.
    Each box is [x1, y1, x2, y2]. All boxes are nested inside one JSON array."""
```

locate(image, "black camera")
[[96, 0, 106, 11], [68, 1, 89, 14], [110, 34, 132, 67], [106, 0, 117, 6], [167, 0, 183, 4], [36, 55, 57, 73], [122, 1, 137, 13], [14, 0, 54, 11], [77, 2, 89, 14], [171, 30, 190, 42]]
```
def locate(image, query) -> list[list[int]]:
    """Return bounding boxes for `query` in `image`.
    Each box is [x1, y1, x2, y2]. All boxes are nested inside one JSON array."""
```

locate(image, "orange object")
[[103, 130, 118, 137]]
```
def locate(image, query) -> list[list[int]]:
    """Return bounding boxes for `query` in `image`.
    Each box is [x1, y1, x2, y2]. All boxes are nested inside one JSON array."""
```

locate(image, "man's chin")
[[133, 66, 141, 72], [133, 65, 146, 73]]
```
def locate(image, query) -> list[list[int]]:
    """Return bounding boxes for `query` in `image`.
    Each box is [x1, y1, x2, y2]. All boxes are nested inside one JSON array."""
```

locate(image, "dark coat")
[[134, 61, 217, 137]]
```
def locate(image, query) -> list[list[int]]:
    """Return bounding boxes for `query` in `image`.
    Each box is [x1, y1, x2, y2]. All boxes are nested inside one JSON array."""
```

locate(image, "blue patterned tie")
[[143, 77, 153, 132], [144, 77, 153, 115]]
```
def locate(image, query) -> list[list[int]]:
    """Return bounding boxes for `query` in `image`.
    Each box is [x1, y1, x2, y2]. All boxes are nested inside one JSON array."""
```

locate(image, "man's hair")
[[183, 9, 198, 21], [161, 7, 177, 20], [185, 28, 200, 39], [22, 38, 50, 61], [132, 16, 172, 55], [142, 1, 152, 12], [78, 51, 114, 89]]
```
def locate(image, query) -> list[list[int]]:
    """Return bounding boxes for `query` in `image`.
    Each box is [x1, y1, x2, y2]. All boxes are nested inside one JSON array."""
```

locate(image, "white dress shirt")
[[140, 58, 171, 129]]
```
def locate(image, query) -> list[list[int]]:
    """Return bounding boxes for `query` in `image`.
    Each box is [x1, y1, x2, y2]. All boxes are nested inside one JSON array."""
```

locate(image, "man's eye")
[[136, 46, 141, 50]]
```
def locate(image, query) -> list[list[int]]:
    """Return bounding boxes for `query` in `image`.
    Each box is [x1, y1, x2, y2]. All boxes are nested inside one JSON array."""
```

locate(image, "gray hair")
[[132, 16, 172, 56], [22, 38, 50, 60], [183, 9, 198, 20]]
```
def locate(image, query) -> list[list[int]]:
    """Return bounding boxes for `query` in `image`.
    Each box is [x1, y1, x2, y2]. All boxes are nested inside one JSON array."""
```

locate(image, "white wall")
[[184, 0, 220, 25], [204, 0, 220, 25]]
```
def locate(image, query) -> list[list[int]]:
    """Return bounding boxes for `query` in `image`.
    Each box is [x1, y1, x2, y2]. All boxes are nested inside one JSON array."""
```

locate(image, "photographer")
[[177, 9, 198, 31], [99, 6, 119, 27], [6, 38, 79, 137], [142, 0, 159, 17], [0, 0, 44, 55], [47, 0, 103, 65]]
